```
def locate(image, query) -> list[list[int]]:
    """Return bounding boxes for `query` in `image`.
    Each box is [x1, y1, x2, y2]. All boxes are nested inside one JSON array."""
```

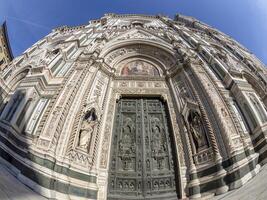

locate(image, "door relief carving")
[[108, 98, 179, 200]]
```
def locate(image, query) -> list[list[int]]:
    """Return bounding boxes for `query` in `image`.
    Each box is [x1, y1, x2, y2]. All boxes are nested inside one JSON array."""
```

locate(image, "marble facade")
[[0, 13, 266, 199]]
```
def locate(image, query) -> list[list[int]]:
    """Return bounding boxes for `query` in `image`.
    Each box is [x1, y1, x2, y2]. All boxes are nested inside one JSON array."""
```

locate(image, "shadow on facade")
[[0, 87, 48, 199], [164, 100, 183, 200]]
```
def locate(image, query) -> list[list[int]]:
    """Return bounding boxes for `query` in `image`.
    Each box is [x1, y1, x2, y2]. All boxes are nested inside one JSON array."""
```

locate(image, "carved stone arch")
[[2, 89, 26, 122], [99, 30, 179, 64], [101, 39, 176, 58], [8, 66, 31, 91], [84, 102, 102, 119], [114, 51, 171, 72], [181, 100, 200, 119], [100, 43, 179, 74], [101, 27, 173, 50], [243, 70, 267, 102]]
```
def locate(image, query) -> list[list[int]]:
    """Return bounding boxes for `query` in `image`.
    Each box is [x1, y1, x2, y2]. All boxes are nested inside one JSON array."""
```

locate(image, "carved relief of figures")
[[151, 117, 166, 154], [177, 81, 191, 104], [42, 48, 60, 65], [119, 117, 135, 170], [210, 49, 227, 64], [225, 53, 243, 70], [78, 108, 98, 150], [174, 77, 195, 110], [188, 111, 208, 152], [119, 117, 135, 154], [211, 46, 243, 70], [105, 45, 175, 67], [150, 116, 169, 170]]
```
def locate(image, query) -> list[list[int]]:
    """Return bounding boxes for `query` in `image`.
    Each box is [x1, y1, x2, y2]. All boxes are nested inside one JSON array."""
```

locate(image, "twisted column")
[[184, 68, 222, 162]]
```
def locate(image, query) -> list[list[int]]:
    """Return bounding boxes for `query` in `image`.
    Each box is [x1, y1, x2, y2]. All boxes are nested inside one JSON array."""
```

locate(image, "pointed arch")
[[7, 66, 31, 91], [243, 70, 267, 103]]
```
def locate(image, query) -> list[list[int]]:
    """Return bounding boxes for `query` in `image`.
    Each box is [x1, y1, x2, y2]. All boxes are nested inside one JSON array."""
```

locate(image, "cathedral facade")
[[0, 13, 266, 200]]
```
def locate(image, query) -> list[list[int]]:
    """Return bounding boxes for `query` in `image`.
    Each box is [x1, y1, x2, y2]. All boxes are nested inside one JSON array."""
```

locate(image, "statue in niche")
[[78, 108, 98, 150], [188, 111, 208, 152], [41, 48, 60, 65]]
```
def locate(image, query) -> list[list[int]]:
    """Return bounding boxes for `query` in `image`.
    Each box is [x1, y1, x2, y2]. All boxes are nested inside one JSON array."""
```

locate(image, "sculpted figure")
[[151, 117, 165, 154], [78, 108, 97, 150], [42, 48, 59, 65], [188, 111, 208, 151], [119, 117, 135, 170], [225, 53, 243, 70], [119, 117, 134, 154], [152, 125, 161, 152]]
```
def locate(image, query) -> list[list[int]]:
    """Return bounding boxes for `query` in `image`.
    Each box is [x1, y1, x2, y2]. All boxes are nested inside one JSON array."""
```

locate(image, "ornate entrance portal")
[[108, 98, 179, 200]]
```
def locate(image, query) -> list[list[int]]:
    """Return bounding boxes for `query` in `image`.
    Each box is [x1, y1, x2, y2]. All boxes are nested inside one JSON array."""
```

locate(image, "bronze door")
[[108, 98, 179, 200]]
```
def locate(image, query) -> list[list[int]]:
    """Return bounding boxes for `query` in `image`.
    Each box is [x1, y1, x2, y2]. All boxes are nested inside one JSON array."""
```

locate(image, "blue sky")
[[0, 0, 267, 65]]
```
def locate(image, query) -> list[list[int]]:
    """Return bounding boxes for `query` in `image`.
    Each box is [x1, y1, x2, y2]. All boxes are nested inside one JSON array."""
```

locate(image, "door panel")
[[108, 98, 178, 200]]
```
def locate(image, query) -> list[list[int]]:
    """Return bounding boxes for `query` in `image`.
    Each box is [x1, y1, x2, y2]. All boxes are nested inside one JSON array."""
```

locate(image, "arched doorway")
[[107, 97, 180, 200]]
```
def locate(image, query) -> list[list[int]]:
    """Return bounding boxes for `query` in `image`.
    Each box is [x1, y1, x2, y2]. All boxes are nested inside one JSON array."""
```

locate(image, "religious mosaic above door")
[[108, 98, 179, 200], [121, 60, 159, 76]]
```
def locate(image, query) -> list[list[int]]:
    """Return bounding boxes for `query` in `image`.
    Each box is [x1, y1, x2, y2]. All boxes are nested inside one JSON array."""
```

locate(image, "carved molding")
[[99, 81, 185, 169]]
